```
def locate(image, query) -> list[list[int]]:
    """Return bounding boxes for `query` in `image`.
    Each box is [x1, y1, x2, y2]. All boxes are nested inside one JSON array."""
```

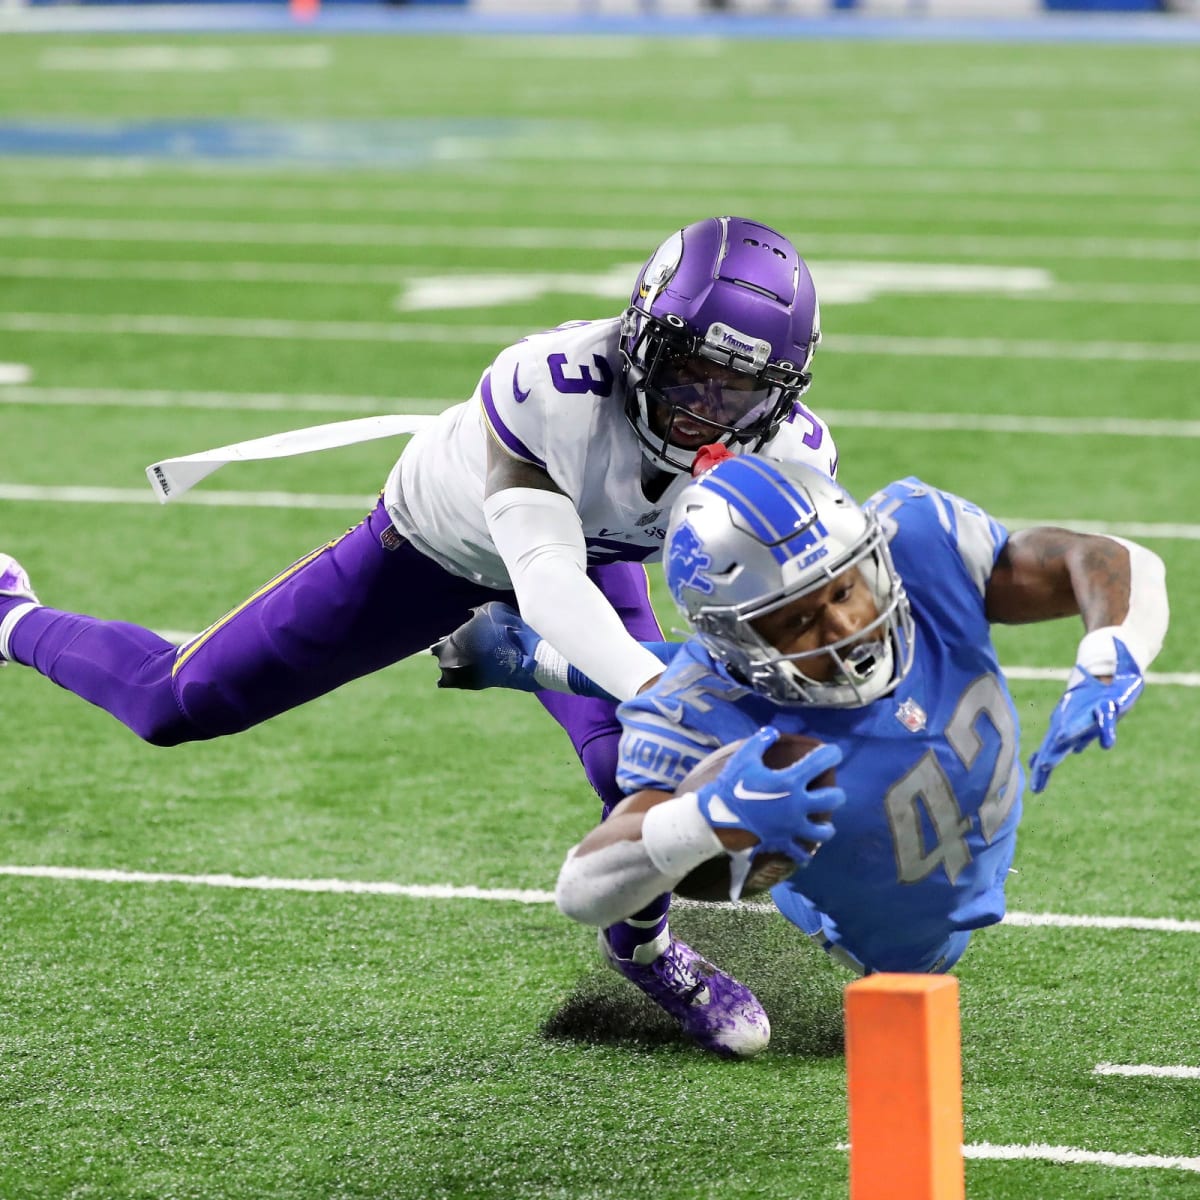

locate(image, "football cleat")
[[600, 930, 771, 1058], [0, 554, 36, 602], [0, 553, 39, 666]]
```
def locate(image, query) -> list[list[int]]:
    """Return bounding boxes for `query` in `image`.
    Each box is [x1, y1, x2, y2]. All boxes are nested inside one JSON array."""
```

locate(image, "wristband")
[[640, 792, 725, 880]]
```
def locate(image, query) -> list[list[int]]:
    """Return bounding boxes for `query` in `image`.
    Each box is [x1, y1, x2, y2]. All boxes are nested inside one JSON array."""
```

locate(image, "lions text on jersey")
[[385, 319, 837, 590], [617, 479, 1022, 975]]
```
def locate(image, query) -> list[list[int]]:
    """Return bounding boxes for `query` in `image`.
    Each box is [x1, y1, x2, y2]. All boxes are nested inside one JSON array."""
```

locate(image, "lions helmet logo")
[[666, 521, 715, 600]]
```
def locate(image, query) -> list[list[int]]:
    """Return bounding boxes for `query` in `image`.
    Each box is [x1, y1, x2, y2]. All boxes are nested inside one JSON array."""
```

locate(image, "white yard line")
[[3, 311, 1200, 365], [2, 481, 1199, 551], [824, 410, 1200, 438], [2, 158, 1196, 201], [1003, 912, 1200, 933], [0, 483, 375, 509], [1094, 1064, 1200, 1079], [0, 217, 1197, 261], [4, 256, 1200, 306], [5, 184, 1199, 234], [3, 387, 1200, 441], [3, 483, 1199, 549], [0, 386, 433, 414], [38, 44, 332, 71], [0, 311, 528, 344], [1004, 667, 1200, 687], [961, 1143, 1200, 1173], [0, 866, 1196, 940], [0, 363, 32, 384], [0, 256, 436, 286], [836, 1141, 1200, 1172]]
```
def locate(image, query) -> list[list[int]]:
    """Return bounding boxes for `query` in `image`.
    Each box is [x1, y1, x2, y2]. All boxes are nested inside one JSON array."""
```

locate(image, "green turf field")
[[1, 28, 1198, 1200]]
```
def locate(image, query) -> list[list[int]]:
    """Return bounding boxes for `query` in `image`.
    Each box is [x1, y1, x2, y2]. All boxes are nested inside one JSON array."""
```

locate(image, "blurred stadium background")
[[1, 2, 1198, 1199]]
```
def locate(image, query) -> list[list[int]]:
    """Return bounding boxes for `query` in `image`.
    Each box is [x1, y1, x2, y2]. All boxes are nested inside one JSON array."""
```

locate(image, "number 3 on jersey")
[[549, 353, 614, 397]]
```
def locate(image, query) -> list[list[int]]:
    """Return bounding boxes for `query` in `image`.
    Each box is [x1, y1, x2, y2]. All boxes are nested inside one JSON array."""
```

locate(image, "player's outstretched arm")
[[479, 445, 667, 702], [985, 528, 1168, 792]]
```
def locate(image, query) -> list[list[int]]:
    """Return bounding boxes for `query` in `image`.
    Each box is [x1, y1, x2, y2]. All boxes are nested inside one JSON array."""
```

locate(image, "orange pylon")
[[844, 974, 965, 1200]]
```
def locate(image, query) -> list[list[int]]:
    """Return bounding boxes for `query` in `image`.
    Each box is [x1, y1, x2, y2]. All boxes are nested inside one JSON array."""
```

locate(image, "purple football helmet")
[[620, 216, 820, 474]]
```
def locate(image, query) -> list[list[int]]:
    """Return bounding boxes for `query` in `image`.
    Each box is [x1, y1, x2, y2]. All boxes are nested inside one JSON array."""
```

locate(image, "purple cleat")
[[0, 554, 39, 665], [600, 930, 771, 1058]]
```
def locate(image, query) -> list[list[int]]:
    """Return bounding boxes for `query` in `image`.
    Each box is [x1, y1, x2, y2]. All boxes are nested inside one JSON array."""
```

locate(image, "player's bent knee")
[[132, 688, 218, 747]]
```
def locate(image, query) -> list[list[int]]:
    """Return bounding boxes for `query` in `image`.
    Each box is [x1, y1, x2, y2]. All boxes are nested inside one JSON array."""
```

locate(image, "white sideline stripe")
[[0, 867, 1196, 937], [3, 312, 1200, 365], [0, 218, 1198, 262], [4, 387, 1200, 441], [4, 483, 1200, 547], [962, 1143, 1200, 1173], [835, 1142, 1200, 1173], [1095, 1064, 1200, 1079]]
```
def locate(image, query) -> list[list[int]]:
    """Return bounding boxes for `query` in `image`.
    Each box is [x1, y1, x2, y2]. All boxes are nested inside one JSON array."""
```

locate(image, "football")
[[673, 732, 835, 902]]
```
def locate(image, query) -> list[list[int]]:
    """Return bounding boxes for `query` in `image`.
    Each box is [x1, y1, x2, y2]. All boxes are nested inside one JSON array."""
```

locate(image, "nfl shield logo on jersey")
[[895, 697, 927, 733]]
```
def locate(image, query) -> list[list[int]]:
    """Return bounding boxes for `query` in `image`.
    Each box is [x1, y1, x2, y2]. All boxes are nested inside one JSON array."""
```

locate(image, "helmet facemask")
[[693, 525, 912, 708], [665, 457, 914, 709], [621, 306, 812, 475]]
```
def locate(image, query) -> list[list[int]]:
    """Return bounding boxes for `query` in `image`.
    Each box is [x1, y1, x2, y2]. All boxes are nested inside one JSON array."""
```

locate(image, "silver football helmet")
[[663, 456, 914, 708]]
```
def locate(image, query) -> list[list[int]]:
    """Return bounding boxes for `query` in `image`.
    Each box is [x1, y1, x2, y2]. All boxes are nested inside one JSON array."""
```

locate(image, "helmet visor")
[[649, 353, 783, 447]]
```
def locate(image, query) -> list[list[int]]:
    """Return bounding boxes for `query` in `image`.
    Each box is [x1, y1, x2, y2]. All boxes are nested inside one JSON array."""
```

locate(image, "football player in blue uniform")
[[441, 455, 1167, 1056]]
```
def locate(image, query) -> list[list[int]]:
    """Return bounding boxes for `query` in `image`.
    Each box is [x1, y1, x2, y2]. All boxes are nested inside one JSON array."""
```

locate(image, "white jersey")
[[384, 318, 838, 590]]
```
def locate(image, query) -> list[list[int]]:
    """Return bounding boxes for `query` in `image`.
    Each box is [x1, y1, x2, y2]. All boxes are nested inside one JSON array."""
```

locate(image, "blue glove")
[[1027, 639, 1145, 794], [433, 602, 545, 693], [433, 603, 687, 698], [695, 727, 845, 866]]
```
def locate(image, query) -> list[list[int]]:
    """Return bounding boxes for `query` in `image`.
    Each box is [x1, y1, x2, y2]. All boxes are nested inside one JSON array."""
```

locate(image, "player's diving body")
[[442, 457, 1168, 1055], [0, 217, 835, 1045]]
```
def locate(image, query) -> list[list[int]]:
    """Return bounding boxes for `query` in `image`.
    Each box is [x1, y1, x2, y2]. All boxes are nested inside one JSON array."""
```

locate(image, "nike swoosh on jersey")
[[732, 781, 790, 802], [512, 365, 531, 403]]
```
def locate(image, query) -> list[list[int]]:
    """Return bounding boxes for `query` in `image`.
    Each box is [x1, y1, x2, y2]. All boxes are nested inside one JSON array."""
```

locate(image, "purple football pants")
[[7, 500, 661, 793], [5, 500, 672, 954]]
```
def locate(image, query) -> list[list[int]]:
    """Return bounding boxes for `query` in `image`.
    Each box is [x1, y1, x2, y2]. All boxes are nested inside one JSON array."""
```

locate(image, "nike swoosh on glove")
[[695, 727, 845, 864]]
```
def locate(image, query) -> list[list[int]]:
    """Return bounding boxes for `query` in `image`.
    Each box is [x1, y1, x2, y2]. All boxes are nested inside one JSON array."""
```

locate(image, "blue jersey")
[[616, 478, 1023, 974]]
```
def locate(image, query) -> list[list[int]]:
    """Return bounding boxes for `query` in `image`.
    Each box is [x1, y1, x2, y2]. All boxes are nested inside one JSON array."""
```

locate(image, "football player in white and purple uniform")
[[0, 217, 834, 1044]]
